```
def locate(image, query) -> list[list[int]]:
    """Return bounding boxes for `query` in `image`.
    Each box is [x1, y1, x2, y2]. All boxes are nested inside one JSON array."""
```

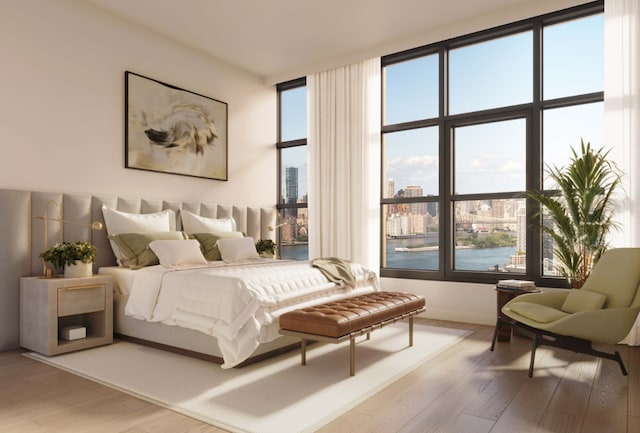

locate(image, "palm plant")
[[527, 140, 623, 288]]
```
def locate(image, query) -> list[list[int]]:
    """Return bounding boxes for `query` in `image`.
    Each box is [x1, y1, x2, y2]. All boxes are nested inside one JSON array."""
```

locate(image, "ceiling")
[[82, 0, 587, 84]]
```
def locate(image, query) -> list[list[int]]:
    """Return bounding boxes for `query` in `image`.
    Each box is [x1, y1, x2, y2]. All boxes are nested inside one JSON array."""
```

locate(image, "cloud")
[[467, 153, 523, 173], [388, 154, 438, 170], [386, 154, 439, 193]]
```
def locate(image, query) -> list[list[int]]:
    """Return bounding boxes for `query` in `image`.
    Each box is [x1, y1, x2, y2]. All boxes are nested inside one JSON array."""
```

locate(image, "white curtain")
[[307, 58, 381, 270], [605, 0, 640, 345]]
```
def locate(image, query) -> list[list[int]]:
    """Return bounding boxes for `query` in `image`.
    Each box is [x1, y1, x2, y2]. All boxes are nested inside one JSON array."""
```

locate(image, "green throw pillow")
[[191, 231, 244, 261], [109, 231, 188, 269], [561, 289, 607, 314]]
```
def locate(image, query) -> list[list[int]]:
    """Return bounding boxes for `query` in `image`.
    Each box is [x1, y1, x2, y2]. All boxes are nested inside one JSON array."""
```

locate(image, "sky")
[[384, 14, 604, 197], [281, 14, 604, 201]]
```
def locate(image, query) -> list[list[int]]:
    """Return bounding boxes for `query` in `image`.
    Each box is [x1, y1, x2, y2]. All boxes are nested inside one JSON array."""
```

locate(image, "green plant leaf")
[[526, 139, 623, 287], [40, 241, 97, 268]]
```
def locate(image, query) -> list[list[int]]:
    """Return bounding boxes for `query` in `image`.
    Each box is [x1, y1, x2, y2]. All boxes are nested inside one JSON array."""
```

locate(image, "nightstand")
[[490, 282, 541, 353], [20, 275, 113, 355]]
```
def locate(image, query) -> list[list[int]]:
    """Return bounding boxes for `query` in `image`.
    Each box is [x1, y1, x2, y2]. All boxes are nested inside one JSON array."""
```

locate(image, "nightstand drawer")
[[58, 284, 105, 316]]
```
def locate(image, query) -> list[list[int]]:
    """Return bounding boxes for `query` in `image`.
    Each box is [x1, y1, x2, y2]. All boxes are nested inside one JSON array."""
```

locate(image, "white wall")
[[0, 1, 606, 334], [0, 0, 501, 334], [382, 278, 498, 325], [0, 0, 276, 207]]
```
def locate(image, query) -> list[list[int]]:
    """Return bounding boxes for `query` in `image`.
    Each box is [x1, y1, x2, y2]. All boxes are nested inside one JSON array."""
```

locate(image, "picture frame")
[[125, 71, 228, 181]]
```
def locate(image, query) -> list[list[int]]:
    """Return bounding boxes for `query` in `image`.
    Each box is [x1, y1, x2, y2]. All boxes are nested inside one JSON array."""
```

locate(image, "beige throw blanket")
[[311, 257, 356, 289]]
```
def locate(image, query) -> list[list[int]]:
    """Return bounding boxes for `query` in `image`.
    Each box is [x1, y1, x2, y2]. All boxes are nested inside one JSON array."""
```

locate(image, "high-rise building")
[[285, 167, 298, 204], [285, 167, 299, 219], [426, 201, 438, 218], [387, 178, 396, 216], [516, 205, 527, 253], [404, 186, 426, 216]]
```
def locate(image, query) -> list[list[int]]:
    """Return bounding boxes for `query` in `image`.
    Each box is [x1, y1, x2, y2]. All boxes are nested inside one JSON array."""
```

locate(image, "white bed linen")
[[121, 259, 379, 368], [98, 266, 139, 295]]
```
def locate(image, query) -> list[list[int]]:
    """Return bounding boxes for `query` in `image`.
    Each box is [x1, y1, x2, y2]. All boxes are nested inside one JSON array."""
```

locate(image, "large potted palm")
[[528, 140, 623, 288]]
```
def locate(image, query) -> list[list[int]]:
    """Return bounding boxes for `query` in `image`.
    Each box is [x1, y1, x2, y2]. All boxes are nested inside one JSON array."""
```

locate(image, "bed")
[[0, 189, 379, 366], [100, 259, 378, 367]]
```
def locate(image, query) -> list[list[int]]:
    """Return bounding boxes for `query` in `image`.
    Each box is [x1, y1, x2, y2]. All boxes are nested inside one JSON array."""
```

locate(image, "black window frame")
[[276, 77, 308, 259], [380, 1, 604, 288]]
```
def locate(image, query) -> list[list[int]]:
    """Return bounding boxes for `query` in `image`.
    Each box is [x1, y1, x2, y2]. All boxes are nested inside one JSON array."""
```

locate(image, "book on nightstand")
[[496, 279, 536, 290], [60, 325, 87, 340]]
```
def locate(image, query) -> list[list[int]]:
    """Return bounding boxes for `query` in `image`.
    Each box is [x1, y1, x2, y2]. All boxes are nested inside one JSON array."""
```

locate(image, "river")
[[385, 238, 517, 271], [280, 240, 519, 273]]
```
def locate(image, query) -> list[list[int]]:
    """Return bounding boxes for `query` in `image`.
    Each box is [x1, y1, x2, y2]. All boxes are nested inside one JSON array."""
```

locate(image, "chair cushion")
[[507, 302, 569, 324], [561, 289, 607, 313]]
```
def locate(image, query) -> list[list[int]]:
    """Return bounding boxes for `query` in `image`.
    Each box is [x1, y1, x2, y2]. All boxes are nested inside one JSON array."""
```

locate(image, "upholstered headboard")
[[0, 188, 276, 350]]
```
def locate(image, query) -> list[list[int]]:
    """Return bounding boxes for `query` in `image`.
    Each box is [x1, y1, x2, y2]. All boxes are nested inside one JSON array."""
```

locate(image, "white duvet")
[[124, 259, 379, 368]]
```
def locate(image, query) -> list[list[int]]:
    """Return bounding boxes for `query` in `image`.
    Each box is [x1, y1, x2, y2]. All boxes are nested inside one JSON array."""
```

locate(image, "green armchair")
[[491, 248, 640, 377]]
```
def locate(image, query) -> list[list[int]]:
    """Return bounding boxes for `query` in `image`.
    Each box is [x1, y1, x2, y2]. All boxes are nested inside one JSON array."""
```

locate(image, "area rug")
[[27, 323, 469, 433]]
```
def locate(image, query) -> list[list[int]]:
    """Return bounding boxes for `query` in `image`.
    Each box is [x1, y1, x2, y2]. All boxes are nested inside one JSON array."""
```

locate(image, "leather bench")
[[279, 291, 426, 376]]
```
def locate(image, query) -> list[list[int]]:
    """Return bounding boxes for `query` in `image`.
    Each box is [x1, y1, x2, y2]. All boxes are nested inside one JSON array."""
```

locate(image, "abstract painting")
[[125, 71, 228, 180]]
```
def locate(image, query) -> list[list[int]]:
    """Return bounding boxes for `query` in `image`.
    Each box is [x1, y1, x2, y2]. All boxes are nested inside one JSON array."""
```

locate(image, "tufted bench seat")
[[279, 291, 426, 376]]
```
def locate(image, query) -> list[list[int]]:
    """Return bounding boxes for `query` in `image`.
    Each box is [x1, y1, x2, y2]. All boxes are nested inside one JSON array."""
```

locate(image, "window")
[[449, 31, 532, 115], [277, 78, 308, 260], [381, 2, 604, 286]]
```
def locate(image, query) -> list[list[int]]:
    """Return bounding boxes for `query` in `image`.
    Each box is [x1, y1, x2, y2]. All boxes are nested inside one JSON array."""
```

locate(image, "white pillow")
[[181, 209, 236, 233], [102, 206, 176, 265], [217, 237, 260, 262], [148, 239, 207, 268], [102, 206, 176, 233]]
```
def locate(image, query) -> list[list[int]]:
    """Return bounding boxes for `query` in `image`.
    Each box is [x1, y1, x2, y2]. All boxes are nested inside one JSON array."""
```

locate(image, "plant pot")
[[64, 261, 93, 278]]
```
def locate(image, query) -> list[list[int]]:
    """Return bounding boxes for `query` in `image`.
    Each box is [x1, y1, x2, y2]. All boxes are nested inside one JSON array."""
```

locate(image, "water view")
[[280, 240, 520, 273], [386, 238, 518, 272]]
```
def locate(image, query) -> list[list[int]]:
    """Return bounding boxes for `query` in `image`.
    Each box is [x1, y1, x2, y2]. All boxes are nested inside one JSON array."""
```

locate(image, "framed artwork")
[[125, 71, 228, 180]]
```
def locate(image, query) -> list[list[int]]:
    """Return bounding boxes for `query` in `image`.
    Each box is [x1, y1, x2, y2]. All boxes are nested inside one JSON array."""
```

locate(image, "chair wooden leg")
[[490, 318, 502, 351], [509, 321, 629, 378], [528, 334, 539, 378], [614, 350, 628, 376]]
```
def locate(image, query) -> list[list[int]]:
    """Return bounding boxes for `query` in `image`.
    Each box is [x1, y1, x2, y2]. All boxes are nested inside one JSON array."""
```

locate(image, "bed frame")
[[0, 188, 298, 361]]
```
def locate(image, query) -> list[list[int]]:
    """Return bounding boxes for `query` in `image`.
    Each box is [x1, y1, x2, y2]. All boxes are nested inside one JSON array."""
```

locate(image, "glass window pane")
[[541, 209, 561, 277], [280, 146, 307, 204], [449, 31, 532, 114], [280, 86, 306, 141], [278, 209, 308, 261], [384, 55, 439, 125], [454, 118, 526, 194], [542, 102, 603, 189], [453, 198, 526, 272], [383, 203, 439, 270], [383, 127, 439, 198], [543, 14, 603, 100]]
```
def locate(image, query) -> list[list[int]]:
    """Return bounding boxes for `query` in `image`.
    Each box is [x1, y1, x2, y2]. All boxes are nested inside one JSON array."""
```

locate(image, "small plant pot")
[[64, 261, 93, 278]]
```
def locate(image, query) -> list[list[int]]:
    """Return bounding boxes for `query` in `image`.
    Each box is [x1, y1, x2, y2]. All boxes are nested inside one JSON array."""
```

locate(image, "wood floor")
[[1, 319, 638, 433]]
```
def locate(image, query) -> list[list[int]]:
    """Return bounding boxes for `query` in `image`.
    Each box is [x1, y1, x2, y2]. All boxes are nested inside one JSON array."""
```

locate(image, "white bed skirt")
[[113, 293, 300, 363]]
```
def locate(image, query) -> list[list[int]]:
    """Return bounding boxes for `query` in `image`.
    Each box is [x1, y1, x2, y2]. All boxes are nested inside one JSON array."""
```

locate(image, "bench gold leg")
[[350, 337, 356, 376], [409, 317, 414, 347], [301, 339, 306, 366], [280, 305, 425, 377]]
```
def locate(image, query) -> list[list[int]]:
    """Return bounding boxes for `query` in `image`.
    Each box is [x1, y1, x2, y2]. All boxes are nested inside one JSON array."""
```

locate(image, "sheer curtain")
[[307, 58, 381, 270], [605, 0, 640, 345]]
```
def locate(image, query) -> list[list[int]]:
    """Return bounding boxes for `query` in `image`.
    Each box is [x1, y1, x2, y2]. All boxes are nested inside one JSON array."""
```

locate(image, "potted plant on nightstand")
[[527, 139, 623, 288], [40, 241, 97, 278]]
